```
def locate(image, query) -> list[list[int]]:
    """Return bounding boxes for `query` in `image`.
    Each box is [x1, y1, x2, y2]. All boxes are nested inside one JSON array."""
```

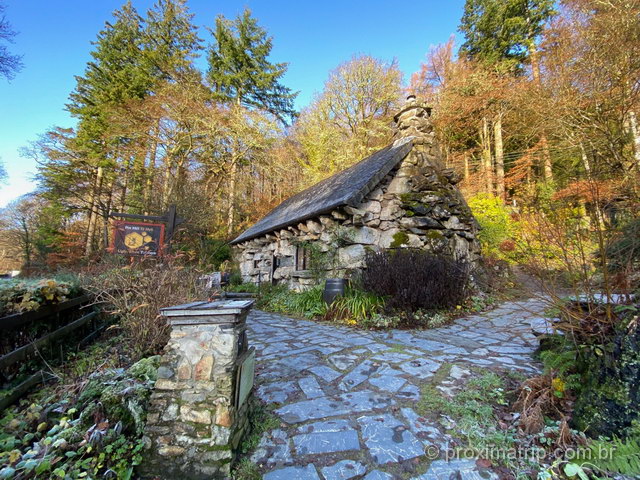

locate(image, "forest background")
[[0, 0, 638, 278]]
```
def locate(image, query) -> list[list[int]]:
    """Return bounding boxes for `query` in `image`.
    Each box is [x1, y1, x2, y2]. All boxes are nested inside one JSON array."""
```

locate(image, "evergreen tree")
[[142, 0, 202, 83], [207, 8, 297, 123], [67, 1, 150, 159], [459, 0, 554, 73], [64, 1, 158, 252]]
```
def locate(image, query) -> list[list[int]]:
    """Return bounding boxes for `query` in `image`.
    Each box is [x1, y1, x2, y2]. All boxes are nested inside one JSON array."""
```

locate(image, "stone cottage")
[[231, 96, 480, 289]]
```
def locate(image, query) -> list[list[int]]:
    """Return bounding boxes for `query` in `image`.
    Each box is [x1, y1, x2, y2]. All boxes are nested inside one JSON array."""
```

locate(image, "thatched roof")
[[231, 137, 414, 244]]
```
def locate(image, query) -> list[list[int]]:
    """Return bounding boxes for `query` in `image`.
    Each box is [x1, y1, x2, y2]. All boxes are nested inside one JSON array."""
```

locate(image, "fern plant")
[[588, 435, 640, 476], [539, 343, 583, 393]]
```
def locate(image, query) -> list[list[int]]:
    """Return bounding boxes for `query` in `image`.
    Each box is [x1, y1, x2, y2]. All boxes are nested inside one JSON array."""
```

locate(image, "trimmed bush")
[[361, 250, 470, 312]]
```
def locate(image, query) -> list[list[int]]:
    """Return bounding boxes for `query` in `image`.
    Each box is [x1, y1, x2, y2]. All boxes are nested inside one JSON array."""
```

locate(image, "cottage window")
[[253, 259, 260, 269], [295, 246, 312, 271]]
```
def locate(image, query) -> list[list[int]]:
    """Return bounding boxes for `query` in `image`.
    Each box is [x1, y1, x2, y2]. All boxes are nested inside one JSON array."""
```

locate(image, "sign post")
[[108, 205, 184, 257]]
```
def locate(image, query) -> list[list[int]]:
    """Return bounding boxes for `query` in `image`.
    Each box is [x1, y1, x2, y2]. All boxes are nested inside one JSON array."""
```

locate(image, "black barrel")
[[323, 278, 346, 305]]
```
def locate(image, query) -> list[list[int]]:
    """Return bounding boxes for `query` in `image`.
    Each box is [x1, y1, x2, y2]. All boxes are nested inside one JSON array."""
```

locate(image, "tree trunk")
[[120, 157, 132, 213], [579, 142, 592, 176], [494, 113, 505, 200], [628, 109, 640, 170], [144, 123, 159, 215], [480, 116, 493, 193], [226, 159, 238, 236], [463, 152, 470, 181], [20, 218, 31, 268], [530, 43, 553, 182], [131, 153, 146, 214], [85, 165, 104, 256], [161, 157, 173, 211], [541, 136, 553, 181], [100, 179, 114, 250], [530, 44, 542, 85]]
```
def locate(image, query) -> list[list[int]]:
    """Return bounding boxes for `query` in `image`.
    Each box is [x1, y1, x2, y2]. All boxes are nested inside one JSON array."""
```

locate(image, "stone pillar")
[[140, 299, 255, 480]]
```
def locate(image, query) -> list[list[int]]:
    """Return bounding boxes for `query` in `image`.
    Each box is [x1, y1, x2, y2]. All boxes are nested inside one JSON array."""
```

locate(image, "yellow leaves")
[[37, 421, 48, 432], [552, 377, 566, 393], [8, 449, 21, 463], [7, 418, 22, 430]]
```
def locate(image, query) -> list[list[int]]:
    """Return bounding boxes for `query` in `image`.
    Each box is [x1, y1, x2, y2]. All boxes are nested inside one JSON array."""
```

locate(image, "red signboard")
[[111, 221, 165, 256]]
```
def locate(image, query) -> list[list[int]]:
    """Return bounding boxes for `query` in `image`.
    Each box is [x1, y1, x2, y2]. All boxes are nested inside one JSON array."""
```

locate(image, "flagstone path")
[[246, 298, 553, 480]]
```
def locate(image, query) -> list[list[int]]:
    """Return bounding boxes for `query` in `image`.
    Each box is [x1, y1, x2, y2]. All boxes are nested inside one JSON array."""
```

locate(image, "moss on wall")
[[390, 231, 409, 248]]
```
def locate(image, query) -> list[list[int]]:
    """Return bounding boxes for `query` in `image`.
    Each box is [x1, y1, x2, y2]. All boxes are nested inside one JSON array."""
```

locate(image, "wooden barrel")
[[323, 278, 346, 305]]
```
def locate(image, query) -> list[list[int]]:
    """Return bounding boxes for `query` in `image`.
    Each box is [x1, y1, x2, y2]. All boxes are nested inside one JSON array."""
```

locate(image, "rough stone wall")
[[234, 100, 480, 290], [140, 319, 249, 479]]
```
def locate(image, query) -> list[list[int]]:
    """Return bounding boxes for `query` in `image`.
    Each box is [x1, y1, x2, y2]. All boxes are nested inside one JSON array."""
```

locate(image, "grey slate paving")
[[398, 358, 441, 379], [264, 464, 321, 480], [247, 298, 549, 479], [250, 429, 292, 466], [368, 373, 406, 392], [339, 359, 384, 391], [363, 471, 395, 480], [293, 430, 360, 455], [299, 376, 324, 399], [275, 390, 393, 423], [321, 460, 367, 479], [358, 413, 425, 464], [257, 381, 297, 403], [297, 419, 354, 434], [411, 459, 498, 480], [329, 354, 360, 371], [309, 365, 342, 383]]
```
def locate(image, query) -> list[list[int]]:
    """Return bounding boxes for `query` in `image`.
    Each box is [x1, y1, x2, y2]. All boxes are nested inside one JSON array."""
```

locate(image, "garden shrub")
[[251, 283, 384, 324], [282, 285, 327, 318], [0, 278, 82, 317], [255, 284, 327, 319], [468, 193, 518, 261], [361, 249, 470, 313], [86, 262, 204, 361]]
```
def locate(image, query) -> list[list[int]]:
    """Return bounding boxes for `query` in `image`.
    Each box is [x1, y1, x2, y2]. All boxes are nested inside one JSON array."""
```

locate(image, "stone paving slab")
[[321, 460, 367, 479], [275, 390, 394, 423], [293, 429, 361, 455], [264, 464, 321, 480], [358, 413, 425, 464], [248, 300, 549, 479]]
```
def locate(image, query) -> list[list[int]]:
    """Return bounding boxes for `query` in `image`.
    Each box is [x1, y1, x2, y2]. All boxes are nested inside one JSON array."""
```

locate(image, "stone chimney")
[[393, 94, 434, 147]]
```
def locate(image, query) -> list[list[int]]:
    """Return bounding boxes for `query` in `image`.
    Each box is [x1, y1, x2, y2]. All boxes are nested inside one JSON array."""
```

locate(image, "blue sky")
[[0, 0, 465, 207]]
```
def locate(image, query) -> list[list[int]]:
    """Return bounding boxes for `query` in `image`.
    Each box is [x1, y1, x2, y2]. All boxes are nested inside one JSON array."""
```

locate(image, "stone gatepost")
[[140, 299, 255, 479]]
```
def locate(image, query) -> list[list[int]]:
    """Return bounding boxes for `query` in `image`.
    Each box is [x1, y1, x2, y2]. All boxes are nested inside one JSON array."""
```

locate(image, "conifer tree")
[[459, 0, 554, 74], [206, 8, 296, 234], [65, 1, 153, 252], [142, 0, 202, 83], [207, 8, 297, 123]]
